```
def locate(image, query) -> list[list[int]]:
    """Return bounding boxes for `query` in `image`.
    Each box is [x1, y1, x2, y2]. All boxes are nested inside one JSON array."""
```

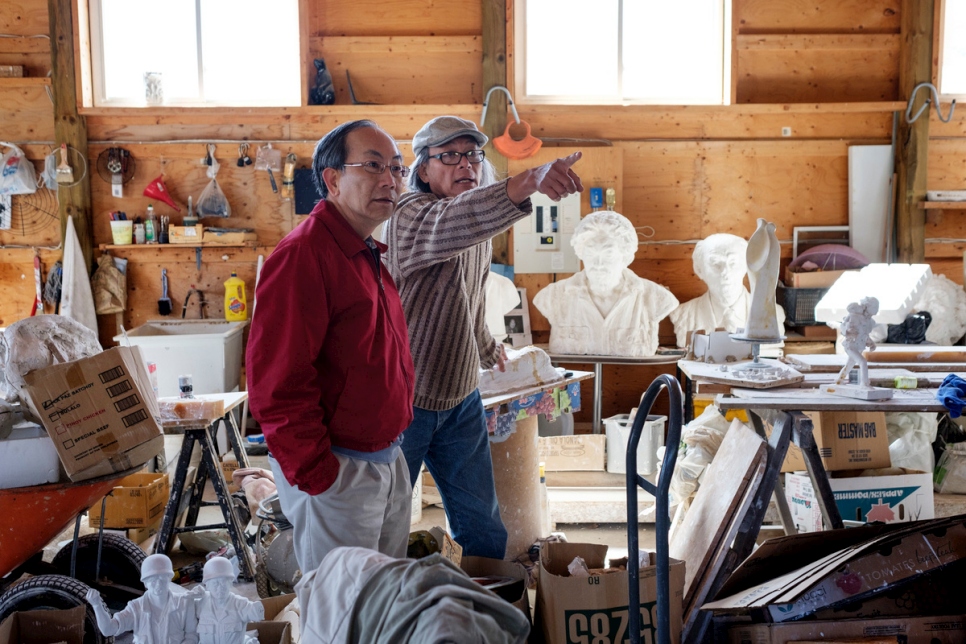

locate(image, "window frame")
[[513, 0, 733, 106], [937, 0, 966, 100]]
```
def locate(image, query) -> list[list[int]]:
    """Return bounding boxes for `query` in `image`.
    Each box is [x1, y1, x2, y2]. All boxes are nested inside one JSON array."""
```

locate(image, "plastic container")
[[114, 320, 247, 397], [223, 272, 248, 321], [780, 284, 830, 326], [0, 422, 60, 489], [605, 413, 667, 475], [110, 220, 133, 245]]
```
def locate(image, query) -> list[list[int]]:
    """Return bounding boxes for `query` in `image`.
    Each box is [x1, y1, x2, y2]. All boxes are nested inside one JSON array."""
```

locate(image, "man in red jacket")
[[247, 120, 415, 573]]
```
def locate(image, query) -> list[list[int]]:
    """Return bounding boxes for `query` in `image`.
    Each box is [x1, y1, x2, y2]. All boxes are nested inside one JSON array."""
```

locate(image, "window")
[[939, 1, 966, 97], [516, 0, 731, 105], [89, 0, 301, 107]]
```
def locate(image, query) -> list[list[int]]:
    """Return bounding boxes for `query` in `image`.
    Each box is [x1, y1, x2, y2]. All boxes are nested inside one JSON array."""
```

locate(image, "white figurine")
[[532, 211, 678, 357], [669, 233, 787, 347], [738, 218, 783, 341], [194, 557, 264, 644], [86, 554, 198, 644], [836, 297, 879, 387]]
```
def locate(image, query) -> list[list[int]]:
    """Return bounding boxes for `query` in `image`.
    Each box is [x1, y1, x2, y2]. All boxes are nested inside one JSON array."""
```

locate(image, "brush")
[[158, 268, 172, 316], [55, 143, 73, 184]]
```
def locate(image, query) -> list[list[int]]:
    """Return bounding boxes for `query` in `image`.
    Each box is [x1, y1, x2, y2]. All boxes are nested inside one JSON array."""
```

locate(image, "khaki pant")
[[268, 451, 411, 575]]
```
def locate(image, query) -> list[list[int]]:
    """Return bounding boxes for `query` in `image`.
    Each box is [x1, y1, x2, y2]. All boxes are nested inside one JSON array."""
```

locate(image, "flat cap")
[[412, 116, 488, 157]]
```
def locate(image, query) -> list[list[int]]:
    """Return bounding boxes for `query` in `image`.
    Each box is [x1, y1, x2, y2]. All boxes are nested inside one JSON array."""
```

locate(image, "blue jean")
[[402, 390, 508, 559]]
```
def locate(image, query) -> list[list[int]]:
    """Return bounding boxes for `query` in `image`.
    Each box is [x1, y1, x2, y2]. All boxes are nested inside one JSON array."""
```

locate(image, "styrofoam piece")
[[0, 421, 60, 489], [814, 264, 932, 325], [605, 413, 666, 475], [114, 320, 247, 397]]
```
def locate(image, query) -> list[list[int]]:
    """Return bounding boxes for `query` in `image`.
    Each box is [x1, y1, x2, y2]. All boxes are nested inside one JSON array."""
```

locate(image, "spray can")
[[224, 272, 248, 321]]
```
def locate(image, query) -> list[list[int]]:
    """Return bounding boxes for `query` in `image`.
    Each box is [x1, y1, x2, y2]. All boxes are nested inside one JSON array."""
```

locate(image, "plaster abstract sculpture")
[[532, 211, 678, 357], [194, 557, 265, 644], [736, 219, 783, 342], [86, 553, 198, 644], [823, 297, 892, 400]]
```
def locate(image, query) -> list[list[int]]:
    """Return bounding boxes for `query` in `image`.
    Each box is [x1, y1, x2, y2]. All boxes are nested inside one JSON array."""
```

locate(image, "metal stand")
[[627, 374, 684, 644], [154, 409, 255, 580]]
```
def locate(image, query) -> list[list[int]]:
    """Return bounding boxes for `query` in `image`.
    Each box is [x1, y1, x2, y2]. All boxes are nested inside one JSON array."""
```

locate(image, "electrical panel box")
[[512, 192, 581, 274]]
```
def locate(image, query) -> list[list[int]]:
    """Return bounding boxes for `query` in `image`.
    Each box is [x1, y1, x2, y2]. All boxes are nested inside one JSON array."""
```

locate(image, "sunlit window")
[[90, 0, 301, 107], [518, 0, 730, 105], [940, 1, 966, 97]]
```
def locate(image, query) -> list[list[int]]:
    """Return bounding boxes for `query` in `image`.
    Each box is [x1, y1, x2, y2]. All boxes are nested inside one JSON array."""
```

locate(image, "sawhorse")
[[154, 392, 255, 580]]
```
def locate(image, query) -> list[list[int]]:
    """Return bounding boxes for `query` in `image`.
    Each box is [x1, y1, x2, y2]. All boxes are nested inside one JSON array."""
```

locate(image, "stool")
[[154, 398, 255, 581]]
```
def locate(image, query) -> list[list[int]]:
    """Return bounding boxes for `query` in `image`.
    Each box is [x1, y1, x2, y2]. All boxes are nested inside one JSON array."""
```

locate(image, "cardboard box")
[[785, 268, 853, 288], [785, 470, 934, 533], [461, 556, 532, 622], [807, 411, 891, 471], [89, 471, 169, 528], [127, 515, 163, 544], [20, 347, 164, 482], [727, 615, 966, 644], [169, 224, 204, 244], [538, 435, 606, 471], [0, 606, 85, 644], [536, 542, 684, 644], [202, 229, 257, 244], [222, 458, 240, 494], [0, 65, 24, 78], [705, 516, 966, 622], [247, 594, 296, 644]]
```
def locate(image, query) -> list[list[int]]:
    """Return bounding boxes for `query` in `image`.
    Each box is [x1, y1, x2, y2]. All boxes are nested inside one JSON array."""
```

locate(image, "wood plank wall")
[[1, 0, 964, 423]]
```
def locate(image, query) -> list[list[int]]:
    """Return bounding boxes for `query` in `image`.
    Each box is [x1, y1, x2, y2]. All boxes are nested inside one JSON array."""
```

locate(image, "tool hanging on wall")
[[144, 174, 182, 211], [158, 268, 172, 316], [481, 86, 543, 160], [96, 147, 136, 197], [255, 143, 282, 193], [281, 153, 297, 200], [237, 143, 253, 167], [30, 253, 43, 316], [55, 144, 74, 184]]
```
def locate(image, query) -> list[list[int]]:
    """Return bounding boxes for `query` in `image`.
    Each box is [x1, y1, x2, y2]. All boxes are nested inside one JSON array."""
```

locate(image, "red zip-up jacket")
[[247, 200, 415, 495]]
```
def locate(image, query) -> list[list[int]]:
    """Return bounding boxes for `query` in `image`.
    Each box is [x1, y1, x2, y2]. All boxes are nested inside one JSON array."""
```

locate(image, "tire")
[[52, 533, 145, 609], [0, 574, 111, 644]]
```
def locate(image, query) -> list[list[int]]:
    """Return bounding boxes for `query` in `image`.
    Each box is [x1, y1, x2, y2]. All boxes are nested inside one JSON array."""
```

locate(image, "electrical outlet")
[[781, 127, 792, 137]]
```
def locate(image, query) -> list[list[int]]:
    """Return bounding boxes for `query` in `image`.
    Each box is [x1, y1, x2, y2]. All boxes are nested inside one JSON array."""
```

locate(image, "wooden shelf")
[[99, 243, 260, 250], [0, 77, 51, 87], [918, 201, 966, 224]]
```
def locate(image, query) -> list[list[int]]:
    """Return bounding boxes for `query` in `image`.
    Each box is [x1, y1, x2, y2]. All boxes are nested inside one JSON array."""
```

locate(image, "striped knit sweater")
[[384, 180, 532, 411]]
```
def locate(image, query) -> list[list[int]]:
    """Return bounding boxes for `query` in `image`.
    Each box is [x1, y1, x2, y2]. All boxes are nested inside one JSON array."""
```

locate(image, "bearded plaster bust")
[[669, 233, 786, 347], [532, 211, 678, 357]]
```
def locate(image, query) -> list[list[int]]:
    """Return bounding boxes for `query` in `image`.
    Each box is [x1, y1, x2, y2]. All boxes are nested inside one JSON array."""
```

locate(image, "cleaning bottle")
[[224, 272, 247, 321], [144, 204, 157, 243]]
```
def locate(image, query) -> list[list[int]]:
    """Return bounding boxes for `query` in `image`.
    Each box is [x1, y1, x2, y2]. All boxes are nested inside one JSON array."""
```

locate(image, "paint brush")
[[55, 144, 73, 184]]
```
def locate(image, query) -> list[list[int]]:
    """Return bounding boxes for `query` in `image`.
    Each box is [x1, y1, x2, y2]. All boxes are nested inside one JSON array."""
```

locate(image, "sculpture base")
[[728, 333, 785, 344], [821, 383, 894, 400]]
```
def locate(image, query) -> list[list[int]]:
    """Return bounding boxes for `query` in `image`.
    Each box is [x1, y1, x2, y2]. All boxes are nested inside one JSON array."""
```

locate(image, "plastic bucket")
[[110, 220, 133, 245]]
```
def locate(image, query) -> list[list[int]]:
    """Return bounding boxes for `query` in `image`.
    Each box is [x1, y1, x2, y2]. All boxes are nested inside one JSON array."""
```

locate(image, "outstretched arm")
[[506, 152, 583, 204], [85, 589, 121, 636]]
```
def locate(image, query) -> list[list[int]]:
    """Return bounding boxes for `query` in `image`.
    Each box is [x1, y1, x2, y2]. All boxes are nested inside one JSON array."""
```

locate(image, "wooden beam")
[[894, 0, 933, 263], [482, 0, 509, 264], [48, 0, 93, 270]]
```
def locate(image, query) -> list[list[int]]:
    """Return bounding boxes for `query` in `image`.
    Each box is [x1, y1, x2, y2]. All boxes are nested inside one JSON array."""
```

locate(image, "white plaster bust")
[[836, 297, 879, 387], [194, 557, 264, 644], [532, 211, 678, 357], [670, 233, 786, 347]]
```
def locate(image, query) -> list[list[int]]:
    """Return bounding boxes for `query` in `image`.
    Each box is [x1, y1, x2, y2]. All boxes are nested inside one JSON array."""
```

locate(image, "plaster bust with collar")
[[533, 211, 678, 357]]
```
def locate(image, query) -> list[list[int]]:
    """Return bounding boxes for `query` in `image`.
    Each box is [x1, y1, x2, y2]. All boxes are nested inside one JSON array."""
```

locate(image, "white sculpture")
[[532, 211, 678, 357], [86, 554, 198, 644], [737, 219, 783, 341], [485, 271, 521, 343], [194, 557, 264, 644], [835, 297, 879, 387]]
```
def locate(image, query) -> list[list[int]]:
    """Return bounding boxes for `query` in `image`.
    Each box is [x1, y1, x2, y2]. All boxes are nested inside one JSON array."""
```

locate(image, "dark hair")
[[312, 119, 378, 198]]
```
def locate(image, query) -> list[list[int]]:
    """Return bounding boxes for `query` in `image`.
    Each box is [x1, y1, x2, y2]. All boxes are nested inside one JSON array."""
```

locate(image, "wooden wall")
[[1, 0, 965, 423]]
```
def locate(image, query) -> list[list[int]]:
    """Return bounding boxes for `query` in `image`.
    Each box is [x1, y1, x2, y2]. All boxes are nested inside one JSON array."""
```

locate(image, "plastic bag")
[[0, 142, 38, 196], [91, 253, 127, 315], [666, 403, 732, 505], [885, 411, 939, 473], [196, 151, 231, 218], [935, 442, 966, 493]]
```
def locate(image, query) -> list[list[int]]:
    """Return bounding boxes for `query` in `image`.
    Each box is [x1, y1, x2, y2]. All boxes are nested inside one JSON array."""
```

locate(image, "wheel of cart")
[[0, 466, 147, 644], [626, 374, 684, 644]]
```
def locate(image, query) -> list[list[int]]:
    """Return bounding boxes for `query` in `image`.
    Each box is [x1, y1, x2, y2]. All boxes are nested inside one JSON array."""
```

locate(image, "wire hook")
[[905, 82, 956, 124], [481, 85, 521, 128]]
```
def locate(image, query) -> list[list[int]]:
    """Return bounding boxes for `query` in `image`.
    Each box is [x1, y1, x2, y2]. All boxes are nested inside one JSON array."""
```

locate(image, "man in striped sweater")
[[384, 115, 582, 558]]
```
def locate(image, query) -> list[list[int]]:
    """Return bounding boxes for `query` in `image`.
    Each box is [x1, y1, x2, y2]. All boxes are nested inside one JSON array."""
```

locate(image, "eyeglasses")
[[429, 150, 486, 165], [342, 161, 411, 178]]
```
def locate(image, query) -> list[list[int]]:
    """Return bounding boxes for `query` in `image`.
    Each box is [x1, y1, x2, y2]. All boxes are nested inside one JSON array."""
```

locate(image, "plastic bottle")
[[224, 272, 248, 321], [144, 204, 157, 243]]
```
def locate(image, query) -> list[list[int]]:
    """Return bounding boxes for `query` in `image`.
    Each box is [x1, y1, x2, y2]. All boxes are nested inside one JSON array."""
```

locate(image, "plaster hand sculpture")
[[532, 211, 678, 357], [86, 553, 198, 644], [194, 557, 264, 644], [737, 218, 783, 342]]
